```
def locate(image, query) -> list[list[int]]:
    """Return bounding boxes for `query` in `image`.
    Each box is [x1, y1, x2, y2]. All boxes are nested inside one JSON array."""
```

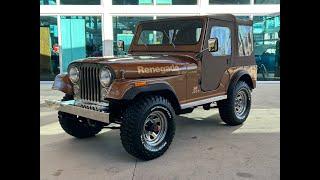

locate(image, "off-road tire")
[[58, 111, 103, 138], [58, 94, 102, 138], [120, 96, 176, 160], [217, 81, 252, 126]]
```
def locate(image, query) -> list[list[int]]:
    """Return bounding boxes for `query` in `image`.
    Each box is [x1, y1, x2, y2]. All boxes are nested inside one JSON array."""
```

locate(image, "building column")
[[102, 14, 114, 57], [199, 0, 209, 15], [102, 0, 113, 57]]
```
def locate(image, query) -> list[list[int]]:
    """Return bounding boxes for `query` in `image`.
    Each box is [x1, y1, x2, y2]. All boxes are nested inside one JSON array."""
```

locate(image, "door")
[[201, 19, 233, 91], [60, 18, 86, 73]]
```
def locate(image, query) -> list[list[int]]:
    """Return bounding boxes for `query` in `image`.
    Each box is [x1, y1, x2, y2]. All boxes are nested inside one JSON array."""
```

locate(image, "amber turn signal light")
[[134, 81, 147, 87]]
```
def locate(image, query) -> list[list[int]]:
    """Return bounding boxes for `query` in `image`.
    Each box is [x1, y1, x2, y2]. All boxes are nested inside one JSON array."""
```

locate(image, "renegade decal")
[[137, 65, 180, 74]]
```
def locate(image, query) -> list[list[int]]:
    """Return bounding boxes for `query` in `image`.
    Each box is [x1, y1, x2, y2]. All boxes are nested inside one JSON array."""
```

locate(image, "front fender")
[[105, 80, 176, 100]]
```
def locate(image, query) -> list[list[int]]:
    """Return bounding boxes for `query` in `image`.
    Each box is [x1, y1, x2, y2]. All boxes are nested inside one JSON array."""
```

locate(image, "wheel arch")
[[228, 70, 255, 93], [122, 83, 181, 114]]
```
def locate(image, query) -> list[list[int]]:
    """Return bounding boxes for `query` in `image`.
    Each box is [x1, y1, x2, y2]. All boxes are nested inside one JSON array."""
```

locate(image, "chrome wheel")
[[142, 110, 168, 151], [234, 90, 248, 119]]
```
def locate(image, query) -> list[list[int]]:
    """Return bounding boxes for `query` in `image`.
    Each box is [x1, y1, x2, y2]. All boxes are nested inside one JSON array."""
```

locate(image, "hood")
[[77, 54, 196, 79]]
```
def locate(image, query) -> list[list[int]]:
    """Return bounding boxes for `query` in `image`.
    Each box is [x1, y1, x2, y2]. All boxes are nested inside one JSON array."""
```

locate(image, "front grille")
[[79, 65, 101, 102]]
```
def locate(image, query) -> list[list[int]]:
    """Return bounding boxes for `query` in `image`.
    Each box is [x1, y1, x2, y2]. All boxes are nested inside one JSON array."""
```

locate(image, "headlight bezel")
[[68, 66, 80, 84], [99, 67, 113, 87]]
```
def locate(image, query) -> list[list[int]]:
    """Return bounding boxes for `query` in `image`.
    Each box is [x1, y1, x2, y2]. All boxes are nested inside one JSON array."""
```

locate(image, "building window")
[[40, 16, 59, 81], [236, 16, 250, 20], [112, 0, 153, 5], [113, 16, 153, 55], [253, 15, 280, 81], [238, 25, 253, 56], [60, 0, 100, 5], [156, 0, 197, 5], [40, 0, 56, 5], [60, 16, 102, 72], [210, 26, 231, 56], [209, 0, 250, 4], [254, 0, 280, 4]]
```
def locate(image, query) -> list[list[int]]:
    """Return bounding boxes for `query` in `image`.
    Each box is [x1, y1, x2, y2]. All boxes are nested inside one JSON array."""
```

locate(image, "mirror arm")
[[195, 47, 209, 59]]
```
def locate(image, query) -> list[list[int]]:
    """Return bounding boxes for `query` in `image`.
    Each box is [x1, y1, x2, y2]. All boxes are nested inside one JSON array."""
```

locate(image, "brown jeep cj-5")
[[47, 14, 257, 160]]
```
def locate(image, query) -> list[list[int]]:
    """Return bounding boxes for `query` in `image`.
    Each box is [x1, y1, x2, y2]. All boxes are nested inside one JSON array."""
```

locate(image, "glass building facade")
[[60, 16, 102, 72], [209, 0, 250, 4], [113, 16, 153, 55], [40, 16, 59, 80], [253, 15, 280, 80], [40, 0, 280, 81], [40, 0, 56, 5], [61, 0, 101, 5]]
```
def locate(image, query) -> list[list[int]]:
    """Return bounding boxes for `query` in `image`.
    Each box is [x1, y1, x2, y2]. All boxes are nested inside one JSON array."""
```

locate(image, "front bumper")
[[45, 100, 110, 123]]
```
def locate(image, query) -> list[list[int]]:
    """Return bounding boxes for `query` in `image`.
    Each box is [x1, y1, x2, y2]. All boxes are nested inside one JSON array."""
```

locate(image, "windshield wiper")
[[164, 30, 176, 49]]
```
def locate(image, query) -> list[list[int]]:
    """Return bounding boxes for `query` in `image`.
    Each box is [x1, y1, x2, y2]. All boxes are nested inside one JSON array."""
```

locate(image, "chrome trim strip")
[[180, 95, 227, 109], [45, 100, 109, 123]]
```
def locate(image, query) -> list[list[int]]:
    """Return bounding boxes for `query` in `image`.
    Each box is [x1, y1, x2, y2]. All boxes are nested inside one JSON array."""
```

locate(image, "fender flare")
[[122, 82, 178, 100], [227, 70, 254, 93]]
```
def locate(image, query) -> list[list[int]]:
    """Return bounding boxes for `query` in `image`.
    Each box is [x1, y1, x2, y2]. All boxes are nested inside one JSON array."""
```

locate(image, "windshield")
[[136, 19, 203, 46]]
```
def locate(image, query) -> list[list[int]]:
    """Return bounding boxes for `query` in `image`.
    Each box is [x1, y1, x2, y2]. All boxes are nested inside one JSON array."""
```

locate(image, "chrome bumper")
[[45, 100, 110, 123]]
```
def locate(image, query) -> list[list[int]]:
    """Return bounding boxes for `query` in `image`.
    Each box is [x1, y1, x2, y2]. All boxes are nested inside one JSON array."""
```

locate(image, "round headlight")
[[69, 66, 79, 83], [100, 68, 112, 87]]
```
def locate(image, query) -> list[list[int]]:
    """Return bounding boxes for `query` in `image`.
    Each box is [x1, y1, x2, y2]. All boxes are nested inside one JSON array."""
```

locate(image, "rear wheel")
[[218, 81, 252, 126], [120, 96, 176, 160]]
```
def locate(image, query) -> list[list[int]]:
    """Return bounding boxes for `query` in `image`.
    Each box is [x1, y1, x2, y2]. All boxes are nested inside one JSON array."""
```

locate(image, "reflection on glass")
[[137, 20, 202, 46], [113, 16, 153, 55], [238, 25, 253, 56], [254, 0, 279, 4], [112, 0, 153, 5], [40, 0, 56, 5], [236, 16, 250, 20], [209, 0, 250, 4], [156, 0, 197, 5], [138, 30, 164, 45], [60, 16, 102, 72], [210, 26, 231, 56], [40, 16, 59, 81], [60, 0, 100, 5], [253, 15, 280, 81]]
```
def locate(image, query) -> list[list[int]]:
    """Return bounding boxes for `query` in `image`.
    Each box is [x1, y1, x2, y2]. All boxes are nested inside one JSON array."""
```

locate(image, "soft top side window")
[[238, 25, 253, 56], [210, 26, 232, 56]]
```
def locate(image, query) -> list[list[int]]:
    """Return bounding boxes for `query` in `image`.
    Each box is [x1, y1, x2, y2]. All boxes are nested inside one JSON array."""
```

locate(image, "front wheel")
[[58, 112, 103, 138], [120, 96, 176, 160], [217, 81, 252, 126]]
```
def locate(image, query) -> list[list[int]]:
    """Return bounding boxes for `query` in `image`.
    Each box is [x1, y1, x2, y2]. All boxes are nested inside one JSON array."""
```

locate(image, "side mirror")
[[117, 40, 125, 52], [208, 38, 218, 52]]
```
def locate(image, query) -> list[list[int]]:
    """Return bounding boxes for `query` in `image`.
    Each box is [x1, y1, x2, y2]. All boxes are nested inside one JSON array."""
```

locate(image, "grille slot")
[[79, 65, 101, 102]]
